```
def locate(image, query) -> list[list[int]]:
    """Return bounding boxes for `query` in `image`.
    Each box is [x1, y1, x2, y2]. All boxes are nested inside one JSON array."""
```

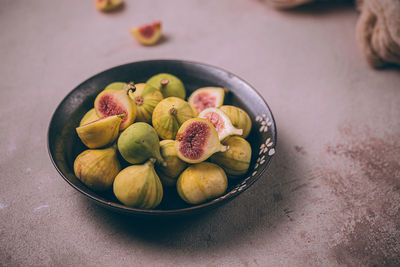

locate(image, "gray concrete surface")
[[1, 0, 399, 266]]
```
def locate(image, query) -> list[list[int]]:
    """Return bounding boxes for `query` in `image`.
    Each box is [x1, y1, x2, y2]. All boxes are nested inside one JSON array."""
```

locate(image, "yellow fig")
[[76, 114, 124, 148], [74, 146, 121, 192], [152, 97, 194, 140], [128, 82, 163, 123], [130, 21, 162, 46], [210, 136, 252, 176], [157, 140, 187, 186], [177, 162, 228, 205], [219, 105, 252, 138], [113, 159, 163, 209]]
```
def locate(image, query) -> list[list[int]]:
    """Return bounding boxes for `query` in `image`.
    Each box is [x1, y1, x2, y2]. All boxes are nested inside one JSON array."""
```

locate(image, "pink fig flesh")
[[192, 92, 216, 112], [97, 95, 128, 123], [202, 112, 224, 134], [177, 121, 210, 161]]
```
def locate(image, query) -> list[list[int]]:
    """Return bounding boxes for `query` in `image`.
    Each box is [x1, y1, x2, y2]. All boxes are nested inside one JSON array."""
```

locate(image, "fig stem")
[[126, 82, 136, 95], [160, 79, 169, 89], [117, 114, 126, 119]]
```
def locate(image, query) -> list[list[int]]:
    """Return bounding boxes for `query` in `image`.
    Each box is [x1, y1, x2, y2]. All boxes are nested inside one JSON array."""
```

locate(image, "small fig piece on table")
[[146, 73, 186, 99], [219, 105, 252, 138], [76, 114, 124, 148], [130, 21, 162, 46], [74, 146, 121, 192], [188, 87, 225, 114], [175, 118, 228, 164], [113, 159, 163, 209], [152, 97, 194, 140], [79, 108, 100, 126], [117, 122, 165, 165], [157, 140, 187, 186], [94, 82, 137, 131], [210, 136, 252, 176], [128, 83, 163, 123], [198, 107, 243, 141], [95, 0, 123, 12], [177, 162, 228, 205]]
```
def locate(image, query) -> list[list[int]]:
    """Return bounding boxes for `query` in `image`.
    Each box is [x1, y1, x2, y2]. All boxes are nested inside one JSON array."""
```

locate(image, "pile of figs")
[[73, 73, 253, 209]]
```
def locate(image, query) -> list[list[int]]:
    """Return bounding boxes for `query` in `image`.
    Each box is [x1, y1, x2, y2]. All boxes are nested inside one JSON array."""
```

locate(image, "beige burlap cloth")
[[265, 0, 400, 68]]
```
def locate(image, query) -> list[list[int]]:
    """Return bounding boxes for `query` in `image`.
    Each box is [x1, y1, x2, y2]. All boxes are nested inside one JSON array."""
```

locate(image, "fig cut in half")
[[198, 108, 243, 141], [94, 82, 136, 131], [130, 21, 162, 46], [188, 87, 225, 114], [175, 118, 228, 164]]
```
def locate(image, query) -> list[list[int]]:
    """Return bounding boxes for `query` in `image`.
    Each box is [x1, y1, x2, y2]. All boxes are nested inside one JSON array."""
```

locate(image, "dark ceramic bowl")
[[47, 59, 277, 217]]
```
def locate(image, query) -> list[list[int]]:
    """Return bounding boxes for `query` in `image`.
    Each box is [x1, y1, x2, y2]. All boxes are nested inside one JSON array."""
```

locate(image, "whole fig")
[[117, 122, 165, 165], [129, 82, 163, 123], [177, 162, 227, 205], [146, 73, 186, 99], [73, 145, 121, 192], [152, 97, 194, 140], [210, 136, 252, 176], [113, 159, 163, 209], [157, 140, 187, 186]]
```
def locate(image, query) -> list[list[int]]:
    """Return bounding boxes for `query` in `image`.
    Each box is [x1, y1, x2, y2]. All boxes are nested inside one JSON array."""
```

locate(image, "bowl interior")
[[48, 60, 277, 216]]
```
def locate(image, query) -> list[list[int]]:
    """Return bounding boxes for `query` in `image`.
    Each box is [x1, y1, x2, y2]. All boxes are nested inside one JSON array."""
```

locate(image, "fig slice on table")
[[175, 118, 228, 164], [198, 107, 243, 141], [188, 87, 225, 114], [94, 82, 136, 131], [130, 21, 162, 46], [95, 0, 123, 12]]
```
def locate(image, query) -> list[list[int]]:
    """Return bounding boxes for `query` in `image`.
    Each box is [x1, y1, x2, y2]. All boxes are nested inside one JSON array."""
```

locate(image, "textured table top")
[[1, 0, 399, 266]]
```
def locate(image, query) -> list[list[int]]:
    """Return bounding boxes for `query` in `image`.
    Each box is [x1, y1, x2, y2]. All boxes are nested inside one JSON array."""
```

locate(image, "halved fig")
[[198, 108, 243, 140], [188, 87, 225, 114], [130, 21, 162, 46], [175, 118, 228, 164], [95, 0, 123, 12], [94, 82, 136, 131]]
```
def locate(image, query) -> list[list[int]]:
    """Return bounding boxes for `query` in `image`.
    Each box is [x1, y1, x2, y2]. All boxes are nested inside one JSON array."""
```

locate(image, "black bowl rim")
[[47, 59, 278, 216]]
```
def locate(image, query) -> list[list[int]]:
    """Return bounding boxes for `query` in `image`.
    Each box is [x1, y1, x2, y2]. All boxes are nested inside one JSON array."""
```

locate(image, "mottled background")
[[0, 0, 399, 266]]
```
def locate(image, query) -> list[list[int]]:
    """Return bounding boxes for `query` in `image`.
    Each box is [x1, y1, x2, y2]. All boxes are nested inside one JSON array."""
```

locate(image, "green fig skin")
[[113, 159, 163, 209], [210, 136, 252, 176], [104, 82, 127, 91], [117, 122, 165, 165], [146, 73, 186, 99]]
